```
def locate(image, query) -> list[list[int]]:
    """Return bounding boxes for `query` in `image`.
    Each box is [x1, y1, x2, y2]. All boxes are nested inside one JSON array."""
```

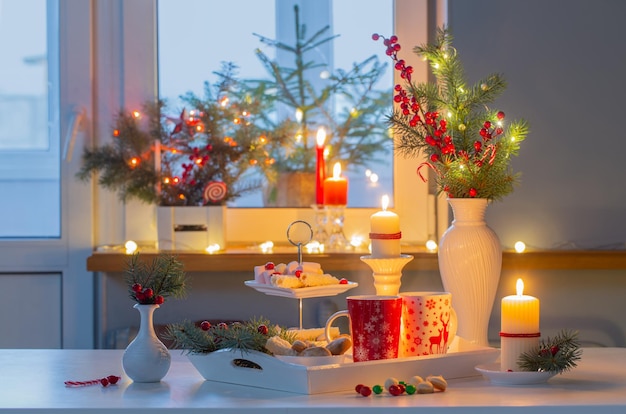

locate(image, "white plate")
[[475, 362, 557, 385], [244, 280, 358, 299]]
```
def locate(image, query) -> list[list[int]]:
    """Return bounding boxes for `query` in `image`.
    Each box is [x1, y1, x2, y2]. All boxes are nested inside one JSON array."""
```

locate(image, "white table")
[[1, 348, 625, 413]]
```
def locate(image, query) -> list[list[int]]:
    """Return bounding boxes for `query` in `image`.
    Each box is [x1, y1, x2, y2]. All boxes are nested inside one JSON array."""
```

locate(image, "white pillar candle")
[[500, 278, 540, 371], [369, 195, 401, 258]]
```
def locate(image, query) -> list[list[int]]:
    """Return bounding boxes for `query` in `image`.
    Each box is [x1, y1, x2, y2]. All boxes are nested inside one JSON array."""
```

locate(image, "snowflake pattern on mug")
[[349, 296, 402, 362]]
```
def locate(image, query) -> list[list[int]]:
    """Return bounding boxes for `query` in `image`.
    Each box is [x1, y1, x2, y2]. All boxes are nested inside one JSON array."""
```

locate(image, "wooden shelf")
[[87, 248, 626, 272]]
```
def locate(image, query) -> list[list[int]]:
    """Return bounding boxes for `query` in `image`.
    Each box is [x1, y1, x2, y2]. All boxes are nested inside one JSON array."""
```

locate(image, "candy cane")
[[65, 375, 121, 388]]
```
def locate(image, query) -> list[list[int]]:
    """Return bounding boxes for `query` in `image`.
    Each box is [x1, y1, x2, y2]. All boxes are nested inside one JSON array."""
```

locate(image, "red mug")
[[325, 295, 402, 362]]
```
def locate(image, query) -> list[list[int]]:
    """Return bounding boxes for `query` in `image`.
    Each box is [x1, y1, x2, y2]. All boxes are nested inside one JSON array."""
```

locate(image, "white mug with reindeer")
[[399, 291, 457, 358]]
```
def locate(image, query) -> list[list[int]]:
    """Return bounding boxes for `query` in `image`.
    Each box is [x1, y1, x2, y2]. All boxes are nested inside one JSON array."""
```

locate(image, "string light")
[[350, 235, 364, 249], [124, 240, 138, 254], [129, 157, 139, 168], [132, 110, 141, 118], [205, 244, 221, 254], [425, 239, 438, 252], [259, 241, 274, 254], [514, 241, 526, 253], [295, 108, 303, 123]]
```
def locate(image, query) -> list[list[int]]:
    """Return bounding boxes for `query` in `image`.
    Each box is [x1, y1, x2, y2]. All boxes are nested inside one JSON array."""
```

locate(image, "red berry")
[[497, 111, 505, 120], [389, 35, 398, 44], [100, 378, 109, 387], [371, 33, 380, 41], [107, 375, 120, 385], [143, 288, 154, 298], [135, 291, 145, 301], [551, 345, 560, 356], [264, 262, 275, 270], [359, 385, 372, 397], [218, 322, 229, 330], [483, 121, 491, 129], [154, 295, 164, 305], [131, 283, 142, 293], [258, 324, 269, 335], [200, 321, 212, 331], [469, 188, 478, 198], [339, 278, 348, 284], [389, 384, 402, 396]]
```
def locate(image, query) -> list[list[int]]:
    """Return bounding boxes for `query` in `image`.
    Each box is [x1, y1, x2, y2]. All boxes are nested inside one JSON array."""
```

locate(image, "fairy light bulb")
[[514, 241, 526, 253], [426, 239, 438, 252], [295, 108, 303, 123], [132, 110, 140, 118], [124, 240, 138, 254], [205, 244, 221, 254]]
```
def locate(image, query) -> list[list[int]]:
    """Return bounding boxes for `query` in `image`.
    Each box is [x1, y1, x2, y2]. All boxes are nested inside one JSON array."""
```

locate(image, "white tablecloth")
[[1, 348, 625, 413]]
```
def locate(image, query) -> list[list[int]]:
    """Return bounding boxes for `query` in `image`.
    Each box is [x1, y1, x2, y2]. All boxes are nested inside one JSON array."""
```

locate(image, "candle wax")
[[369, 196, 401, 258], [323, 163, 347, 205]]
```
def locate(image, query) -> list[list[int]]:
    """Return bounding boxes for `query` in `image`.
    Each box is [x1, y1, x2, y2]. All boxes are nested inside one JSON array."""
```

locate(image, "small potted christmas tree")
[[233, 5, 392, 207], [77, 63, 261, 250]]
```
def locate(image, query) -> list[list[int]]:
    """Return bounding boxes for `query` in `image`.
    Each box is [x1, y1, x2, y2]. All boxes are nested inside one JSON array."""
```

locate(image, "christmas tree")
[[77, 63, 260, 206], [234, 5, 392, 186]]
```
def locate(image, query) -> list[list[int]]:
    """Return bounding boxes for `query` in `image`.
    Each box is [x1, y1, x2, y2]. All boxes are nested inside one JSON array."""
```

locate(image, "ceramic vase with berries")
[[122, 254, 187, 383]]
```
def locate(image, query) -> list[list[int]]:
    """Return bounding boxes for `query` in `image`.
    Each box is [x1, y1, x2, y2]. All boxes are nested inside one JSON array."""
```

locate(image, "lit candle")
[[315, 127, 327, 206], [323, 162, 348, 205], [500, 278, 540, 371], [369, 195, 402, 258]]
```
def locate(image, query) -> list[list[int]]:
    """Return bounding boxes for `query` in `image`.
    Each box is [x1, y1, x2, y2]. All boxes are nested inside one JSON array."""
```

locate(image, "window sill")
[[86, 248, 626, 273]]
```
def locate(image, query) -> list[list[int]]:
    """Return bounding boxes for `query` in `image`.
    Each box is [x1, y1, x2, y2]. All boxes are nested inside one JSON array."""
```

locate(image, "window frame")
[[92, 0, 442, 249]]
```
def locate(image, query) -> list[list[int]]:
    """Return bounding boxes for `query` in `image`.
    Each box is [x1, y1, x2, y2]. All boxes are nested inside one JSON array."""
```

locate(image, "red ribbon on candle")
[[499, 332, 541, 338], [369, 232, 402, 240]]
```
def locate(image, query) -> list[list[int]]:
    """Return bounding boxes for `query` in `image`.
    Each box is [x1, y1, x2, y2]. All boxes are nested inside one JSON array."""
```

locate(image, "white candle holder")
[[311, 204, 328, 245], [360, 254, 414, 296], [326, 205, 349, 252]]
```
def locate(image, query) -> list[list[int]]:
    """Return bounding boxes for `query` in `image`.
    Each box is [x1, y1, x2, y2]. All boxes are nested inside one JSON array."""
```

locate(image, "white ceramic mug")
[[324, 295, 402, 362], [399, 291, 457, 357]]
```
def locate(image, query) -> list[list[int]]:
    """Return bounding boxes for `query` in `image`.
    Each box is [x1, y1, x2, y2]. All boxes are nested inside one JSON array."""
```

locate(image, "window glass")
[[0, 0, 60, 237], [157, 0, 392, 208]]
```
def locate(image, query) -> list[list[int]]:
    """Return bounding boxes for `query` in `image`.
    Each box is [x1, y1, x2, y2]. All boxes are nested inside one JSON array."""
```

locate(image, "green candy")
[[405, 384, 417, 395], [372, 384, 384, 394]]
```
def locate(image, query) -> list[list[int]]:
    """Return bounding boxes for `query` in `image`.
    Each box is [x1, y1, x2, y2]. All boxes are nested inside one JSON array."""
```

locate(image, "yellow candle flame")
[[381, 194, 389, 211], [332, 162, 342, 179], [516, 278, 524, 296], [316, 127, 326, 148]]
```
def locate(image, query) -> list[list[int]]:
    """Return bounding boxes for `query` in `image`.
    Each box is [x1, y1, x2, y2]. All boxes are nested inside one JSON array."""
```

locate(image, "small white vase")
[[122, 304, 171, 382], [438, 198, 502, 347]]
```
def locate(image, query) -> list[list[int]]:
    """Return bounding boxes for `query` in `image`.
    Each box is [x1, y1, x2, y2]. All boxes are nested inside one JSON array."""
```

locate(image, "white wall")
[[448, 0, 626, 250]]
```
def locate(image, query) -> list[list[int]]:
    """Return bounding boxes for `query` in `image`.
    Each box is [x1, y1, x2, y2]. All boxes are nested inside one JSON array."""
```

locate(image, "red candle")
[[315, 127, 326, 205], [323, 162, 348, 205]]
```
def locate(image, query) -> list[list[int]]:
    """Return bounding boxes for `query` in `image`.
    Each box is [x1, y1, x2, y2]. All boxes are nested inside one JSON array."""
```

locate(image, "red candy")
[[359, 385, 372, 397], [339, 278, 348, 284], [264, 262, 275, 270]]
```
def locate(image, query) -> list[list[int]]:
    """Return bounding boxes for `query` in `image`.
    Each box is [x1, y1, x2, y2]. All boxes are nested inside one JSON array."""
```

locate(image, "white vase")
[[437, 198, 502, 347], [122, 304, 171, 382]]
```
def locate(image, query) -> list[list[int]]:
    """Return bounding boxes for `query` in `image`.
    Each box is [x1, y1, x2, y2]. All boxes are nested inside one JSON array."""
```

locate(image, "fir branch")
[[165, 317, 294, 355], [125, 253, 188, 304], [518, 330, 583, 374]]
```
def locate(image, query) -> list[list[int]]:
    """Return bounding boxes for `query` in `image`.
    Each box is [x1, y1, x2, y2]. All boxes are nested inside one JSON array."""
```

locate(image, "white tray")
[[244, 280, 358, 299], [187, 337, 499, 394]]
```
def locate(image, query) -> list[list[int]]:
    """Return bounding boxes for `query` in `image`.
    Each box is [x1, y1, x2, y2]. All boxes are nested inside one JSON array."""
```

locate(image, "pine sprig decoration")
[[518, 330, 583, 374], [165, 317, 295, 355], [374, 27, 529, 201], [125, 253, 188, 305]]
